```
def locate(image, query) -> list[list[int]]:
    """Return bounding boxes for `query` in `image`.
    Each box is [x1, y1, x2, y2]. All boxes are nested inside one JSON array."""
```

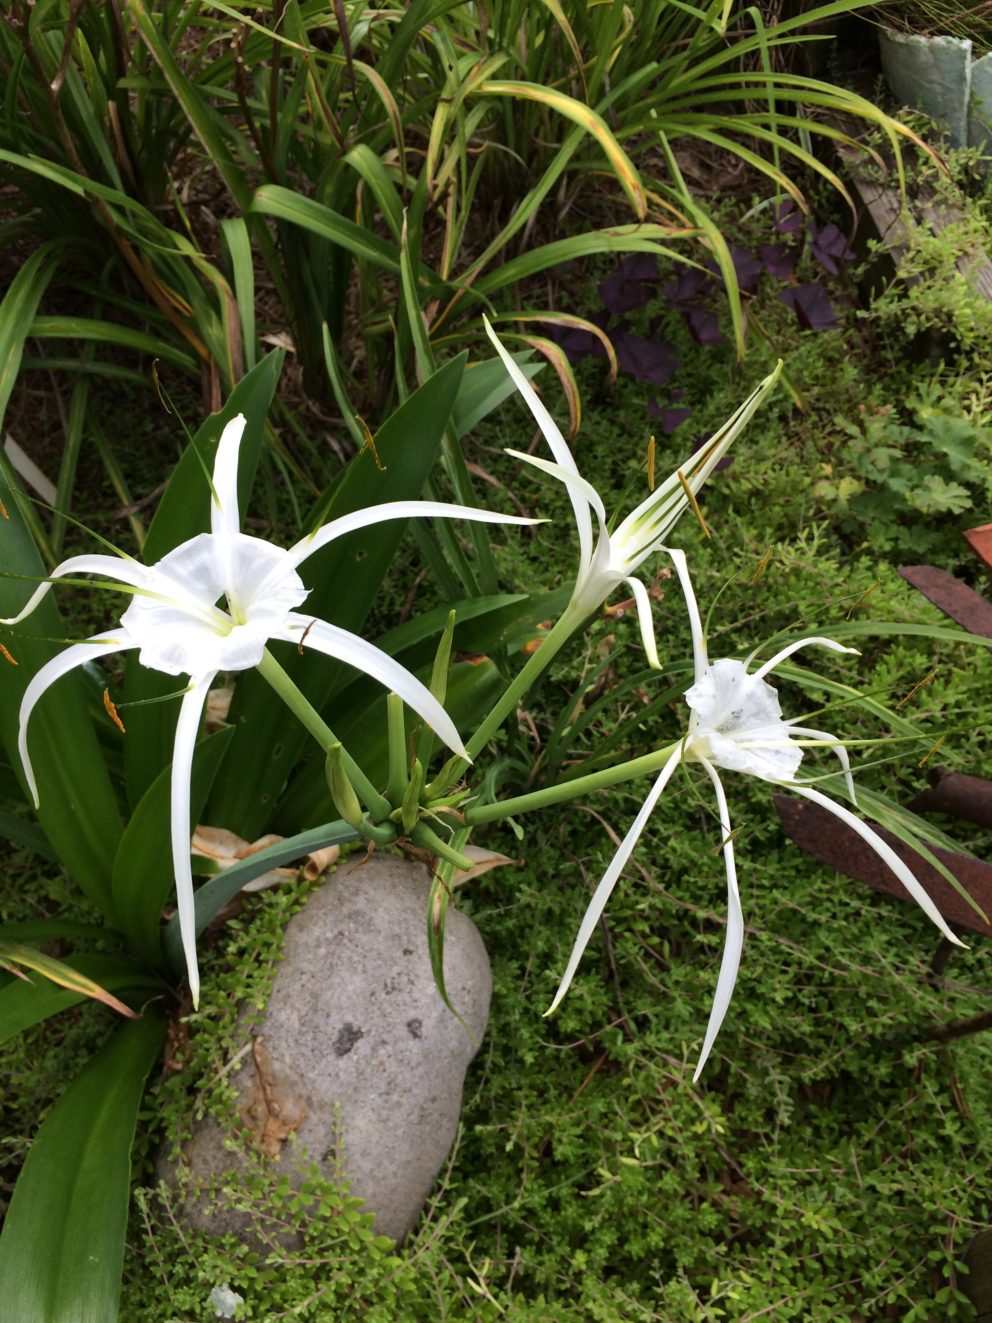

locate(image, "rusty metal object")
[[907, 768, 992, 830], [899, 564, 992, 638], [774, 795, 992, 936], [965, 523, 992, 574]]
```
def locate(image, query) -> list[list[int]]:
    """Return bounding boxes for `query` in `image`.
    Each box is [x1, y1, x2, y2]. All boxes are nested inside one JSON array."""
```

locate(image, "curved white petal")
[[624, 575, 661, 669], [286, 499, 539, 572], [276, 615, 469, 760], [545, 745, 683, 1016], [210, 414, 247, 543], [18, 630, 137, 806], [667, 548, 708, 682], [750, 636, 858, 684], [505, 448, 607, 585], [484, 317, 580, 476], [693, 756, 744, 1081], [788, 784, 964, 947], [0, 552, 148, 625], [619, 363, 782, 551], [788, 725, 856, 802], [485, 317, 596, 574], [170, 676, 215, 1010]]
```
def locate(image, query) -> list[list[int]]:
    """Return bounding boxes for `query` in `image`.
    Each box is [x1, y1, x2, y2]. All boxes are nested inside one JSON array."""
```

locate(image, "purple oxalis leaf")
[[544, 310, 611, 364], [708, 246, 762, 296], [809, 221, 854, 276], [648, 394, 695, 433], [778, 281, 840, 332], [613, 330, 680, 384], [663, 266, 718, 311], [683, 305, 724, 346], [759, 242, 796, 280], [598, 253, 659, 314], [773, 200, 804, 235]]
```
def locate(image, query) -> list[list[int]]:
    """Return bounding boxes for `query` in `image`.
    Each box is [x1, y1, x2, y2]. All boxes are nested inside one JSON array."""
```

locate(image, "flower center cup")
[[684, 659, 804, 782], [120, 532, 309, 678]]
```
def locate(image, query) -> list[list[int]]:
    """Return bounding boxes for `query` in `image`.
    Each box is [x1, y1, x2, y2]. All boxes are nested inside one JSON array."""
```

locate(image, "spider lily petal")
[[545, 744, 683, 1016], [552, 548, 959, 1078], [285, 498, 538, 573], [0, 553, 149, 626], [694, 754, 743, 1082], [274, 614, 469, 761], [486, 316, 781, 664], [8, 410, 535, 1004], [171, 677, 215, 1010], [17, 631, 138, 804]]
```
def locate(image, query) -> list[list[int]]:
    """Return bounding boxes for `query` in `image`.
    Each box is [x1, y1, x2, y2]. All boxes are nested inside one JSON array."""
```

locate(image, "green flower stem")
[[465, 740, 683, 826], [428, 605, 586, 803], [385, 692, 409, 804], [256, 649, 391, 819]]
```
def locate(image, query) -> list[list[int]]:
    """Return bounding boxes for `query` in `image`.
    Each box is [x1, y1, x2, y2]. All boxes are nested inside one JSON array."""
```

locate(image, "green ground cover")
[[2, 7, 992, 1319], [7, 226, 988, 1318]]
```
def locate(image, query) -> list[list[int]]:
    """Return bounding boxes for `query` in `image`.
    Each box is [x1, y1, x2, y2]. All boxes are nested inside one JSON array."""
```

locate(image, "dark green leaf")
[[111, 726, 234, 967], [0, 1014, 166, 1323]]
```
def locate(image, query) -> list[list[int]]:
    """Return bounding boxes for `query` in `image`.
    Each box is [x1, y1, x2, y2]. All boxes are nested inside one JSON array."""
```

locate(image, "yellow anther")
[[677, 469, 712, 539], [714, 822, 747, 852], [646, 435, 656, 492], [748, 547, 772, 587], [103, 688, 126, 733], [357, 416, 387, 472], [846, 582, 880, 617], [918, 734, 945, 767], [896, 669, 937, 709], [0, 642, 17, 666], [297, 618, 316, 655], [0, 493, 8, 519]]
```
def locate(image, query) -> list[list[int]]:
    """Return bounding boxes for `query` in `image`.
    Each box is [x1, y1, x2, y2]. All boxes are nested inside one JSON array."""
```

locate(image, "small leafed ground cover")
[[3, 166, 992, 1319], [11, 223, 976, 1317]]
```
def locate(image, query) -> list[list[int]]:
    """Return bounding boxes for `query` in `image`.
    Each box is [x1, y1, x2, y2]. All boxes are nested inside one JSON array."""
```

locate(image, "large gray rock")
[[166, 854, 491, 1243]]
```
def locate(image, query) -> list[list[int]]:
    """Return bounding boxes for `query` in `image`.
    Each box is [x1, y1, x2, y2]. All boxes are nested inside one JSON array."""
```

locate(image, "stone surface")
[[879, 28, 971, 148], [165, 854, 491, 1243]]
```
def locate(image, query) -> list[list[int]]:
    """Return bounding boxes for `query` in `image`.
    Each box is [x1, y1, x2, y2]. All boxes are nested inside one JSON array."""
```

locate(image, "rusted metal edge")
[[907, 768, 992, 830], [899, 564, 992, 638], [964, 523, 992, 574], [774, 794, 992, 937]]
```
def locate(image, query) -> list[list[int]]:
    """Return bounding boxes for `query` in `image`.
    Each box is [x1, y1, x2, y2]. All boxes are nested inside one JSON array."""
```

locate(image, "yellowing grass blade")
[[0, 943, 138, 1018], [480, 80, 647, 219]]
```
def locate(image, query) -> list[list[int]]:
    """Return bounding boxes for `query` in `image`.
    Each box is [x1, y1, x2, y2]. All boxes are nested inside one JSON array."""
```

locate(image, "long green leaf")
[[0, 954, 161, 1046], [111, 726, 234, 967], [0, 1014, 165, 1323], [251, 184, 404, 273], [0, 480, 125, 917], [0, 943, 137, 1018], [161, 820, 360, 976]]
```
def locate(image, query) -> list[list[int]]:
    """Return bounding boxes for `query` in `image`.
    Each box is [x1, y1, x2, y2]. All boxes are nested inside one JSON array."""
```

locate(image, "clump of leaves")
[[546, 201, 856, 439], [813, 387, 992, 561]]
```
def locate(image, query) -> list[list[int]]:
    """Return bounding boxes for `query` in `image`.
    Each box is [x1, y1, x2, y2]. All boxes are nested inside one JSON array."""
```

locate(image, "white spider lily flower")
[[484, 316, 781, 666], [3, 413, 536, 1006], [548, 547, 961, 1080]]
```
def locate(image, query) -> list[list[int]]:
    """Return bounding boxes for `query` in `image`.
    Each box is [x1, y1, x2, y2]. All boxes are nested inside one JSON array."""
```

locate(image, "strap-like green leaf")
[[0, 1014, 165, 1323], [0, 481, 125, 918], [0, 954, 161, 1046], [0, 944, 137, 1019], [161, 820, 361, 977], [111, 726, 235, 967]]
